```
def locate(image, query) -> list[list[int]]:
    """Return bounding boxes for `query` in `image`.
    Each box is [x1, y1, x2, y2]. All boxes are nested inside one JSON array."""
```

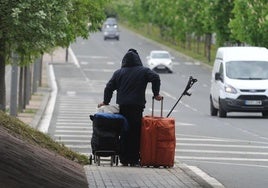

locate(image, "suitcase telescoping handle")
[[152, 96, 163, 117]]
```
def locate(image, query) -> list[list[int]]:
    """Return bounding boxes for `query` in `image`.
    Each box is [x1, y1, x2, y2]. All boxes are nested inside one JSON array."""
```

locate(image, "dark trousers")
[[119, 105, 143, 164]]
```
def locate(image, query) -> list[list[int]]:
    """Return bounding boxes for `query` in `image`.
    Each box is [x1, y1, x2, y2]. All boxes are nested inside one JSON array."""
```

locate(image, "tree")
[[229, 0, 268, 47], [211, 0, 234, 46], [0, 0, 107, 111]]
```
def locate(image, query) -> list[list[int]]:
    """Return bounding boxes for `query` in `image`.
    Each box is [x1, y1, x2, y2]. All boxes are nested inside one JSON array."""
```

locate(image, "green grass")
[[0, 111, 89, 165], [122, 22, 217, 66], [23, 108, 38, 114]]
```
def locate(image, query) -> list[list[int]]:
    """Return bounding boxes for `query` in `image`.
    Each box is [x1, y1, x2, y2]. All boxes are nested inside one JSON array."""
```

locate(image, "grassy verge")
[[0, 111, 89, 165], [121, 22, 217, 66]]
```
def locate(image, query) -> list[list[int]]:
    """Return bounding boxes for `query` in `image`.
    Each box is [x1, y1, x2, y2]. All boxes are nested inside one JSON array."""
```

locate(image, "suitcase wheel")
[[89, 154, 93, 165], [97, 156, 101, 166], [110, 156, 114, 166], [115, 156, 119, 166]]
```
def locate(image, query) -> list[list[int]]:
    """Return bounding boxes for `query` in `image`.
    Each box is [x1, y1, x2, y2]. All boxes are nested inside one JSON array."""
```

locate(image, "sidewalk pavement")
[[17, 48, 224, 188]]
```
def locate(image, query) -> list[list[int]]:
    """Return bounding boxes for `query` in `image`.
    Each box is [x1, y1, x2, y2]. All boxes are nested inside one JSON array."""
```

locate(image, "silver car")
[[146, 50, 174, 73], [102, 18, 119, 40]]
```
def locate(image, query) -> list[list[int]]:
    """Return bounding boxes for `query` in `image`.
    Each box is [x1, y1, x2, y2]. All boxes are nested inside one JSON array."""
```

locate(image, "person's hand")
[[154, 95, 163, 101], [97, 102, 106, 108]]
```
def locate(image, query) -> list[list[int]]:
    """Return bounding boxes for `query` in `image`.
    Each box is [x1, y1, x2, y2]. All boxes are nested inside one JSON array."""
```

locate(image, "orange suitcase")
[[140, 98, 175, 167]]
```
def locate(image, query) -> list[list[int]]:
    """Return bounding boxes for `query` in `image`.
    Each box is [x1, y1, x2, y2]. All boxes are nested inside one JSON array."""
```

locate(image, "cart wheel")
[[89, 154, 93, 165], [97, 156, 100, 166], [93, 155, 96, 163], [110, 156, 114, 166], [115, 156, 119, 166]]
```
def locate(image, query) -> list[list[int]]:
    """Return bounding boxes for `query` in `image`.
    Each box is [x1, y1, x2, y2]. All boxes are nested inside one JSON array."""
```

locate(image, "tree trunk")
[[0, 39, 6, 111], [18, 67, 24, 112], [206, 33, 212, 63]]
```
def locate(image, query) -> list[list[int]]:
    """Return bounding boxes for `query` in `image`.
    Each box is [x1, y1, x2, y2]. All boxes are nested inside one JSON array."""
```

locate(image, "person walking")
[[98, 48, 162, 166]]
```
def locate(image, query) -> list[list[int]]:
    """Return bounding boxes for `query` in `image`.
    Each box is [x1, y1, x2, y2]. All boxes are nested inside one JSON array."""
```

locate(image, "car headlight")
[[224, 84, 237, 94]]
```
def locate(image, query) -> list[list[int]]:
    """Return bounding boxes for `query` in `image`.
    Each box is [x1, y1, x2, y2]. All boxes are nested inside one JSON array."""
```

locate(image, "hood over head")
[[121, 48, 143, 67]]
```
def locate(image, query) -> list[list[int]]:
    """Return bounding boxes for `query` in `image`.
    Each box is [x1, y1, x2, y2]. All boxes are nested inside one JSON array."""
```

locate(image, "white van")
[[210, 46, 268, 118]]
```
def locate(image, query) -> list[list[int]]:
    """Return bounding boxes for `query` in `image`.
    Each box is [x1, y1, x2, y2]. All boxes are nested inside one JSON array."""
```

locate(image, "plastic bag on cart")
[[97, 104, 119, 113]]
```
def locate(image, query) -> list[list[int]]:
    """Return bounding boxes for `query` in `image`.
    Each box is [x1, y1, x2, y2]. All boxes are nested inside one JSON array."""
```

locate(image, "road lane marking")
[[177, 156, 268, 162], [56, 126, 90, 129], [178, 143, 268, 149], [76, 55, 108, 59], [187, 166, 225, 188], [55, 130, 91, 133], [64, 144, 91, 149], [83, 68, 115, 72], [69, 47, 80, 68], [56, 122, 88, 125], [178, 149, 268, 155], [55, 139, 90, 143], [177, 134, 268, 145], [54, 134, 90, 138], [184, 160, 268, 169], [161, 90, 198, 112], [176, 122, 195, 126]]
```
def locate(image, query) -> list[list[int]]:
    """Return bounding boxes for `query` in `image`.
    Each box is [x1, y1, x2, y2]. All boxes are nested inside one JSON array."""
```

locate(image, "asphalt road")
[[47, 26, 268, 188]]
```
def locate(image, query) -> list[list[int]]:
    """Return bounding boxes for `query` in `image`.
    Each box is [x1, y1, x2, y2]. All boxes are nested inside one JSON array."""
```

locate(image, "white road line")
[[161, 90, 198, 112], [176, 122, 195, 126], [83, 68, 115, 72], [58, 107, 94, 110], [187, 165, 225, 188], [55, 140, 91, 143], [177, 134, 268, 145], [76, 55, 108, 59], [177, 138, 249, 142], [58, 112, 92, 115], [178, 143, 268, 149], [176, 156, 268, 162], [55, 130, 91, 133], [56, 122, 88, 125], [56, 119, 90, 122], [65, 144, 91, 149], [178, 149, 268, 155], [69, 47, 80, 68], [81, 152, 91, 156], [54, 134, 90, 138], [186, 160, 268, 169], [56, 126, 91, 129]]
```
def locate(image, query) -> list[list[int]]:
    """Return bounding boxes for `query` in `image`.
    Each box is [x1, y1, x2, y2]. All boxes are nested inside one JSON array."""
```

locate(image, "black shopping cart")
[[89, 113, 126, 166]]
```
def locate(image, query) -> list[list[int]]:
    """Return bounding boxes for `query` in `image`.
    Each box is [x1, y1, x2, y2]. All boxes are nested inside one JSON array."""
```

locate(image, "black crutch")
[[166, 76, 198, 117]]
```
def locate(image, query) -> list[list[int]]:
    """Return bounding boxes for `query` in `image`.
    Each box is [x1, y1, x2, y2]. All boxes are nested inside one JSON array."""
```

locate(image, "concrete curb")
[[30, 87, 51, 129]]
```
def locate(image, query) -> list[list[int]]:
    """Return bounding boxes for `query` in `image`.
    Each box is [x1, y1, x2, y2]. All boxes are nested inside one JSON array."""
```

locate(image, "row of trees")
[[110, 0, 268, 62], [0, 0, 108, 112]]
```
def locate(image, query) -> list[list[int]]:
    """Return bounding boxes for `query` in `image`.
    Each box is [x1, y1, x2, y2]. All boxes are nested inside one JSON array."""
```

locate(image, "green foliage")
[[0, 111, 89, 165], [211, 0, 235, 46], [0, 0, 108, 65], [110, 0, 268, 51], [0, 0, 108, 111], [229, 0, 268, 47]]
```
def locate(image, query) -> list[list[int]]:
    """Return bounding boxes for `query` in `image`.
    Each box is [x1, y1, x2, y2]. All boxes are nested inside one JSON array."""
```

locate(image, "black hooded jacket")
[[103, 49, 161, 108]]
